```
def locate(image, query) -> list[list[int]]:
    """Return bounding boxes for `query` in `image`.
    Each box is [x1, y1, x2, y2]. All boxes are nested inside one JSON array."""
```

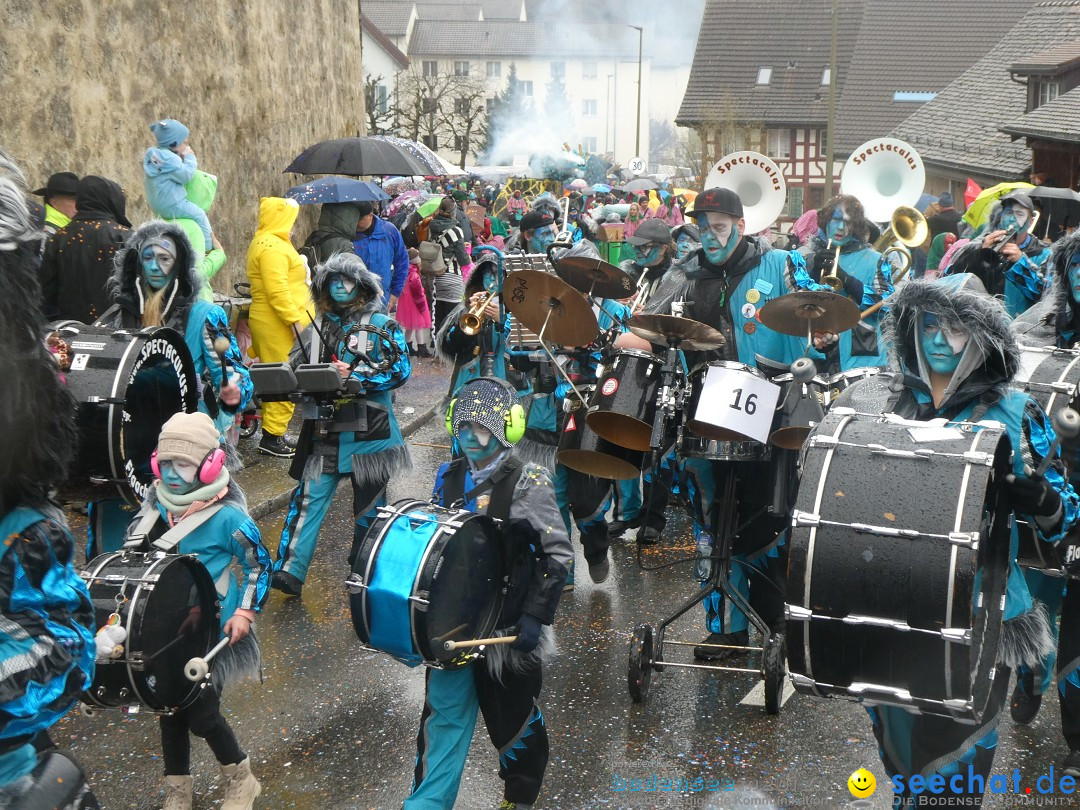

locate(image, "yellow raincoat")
[[246, 197, 312, 436]]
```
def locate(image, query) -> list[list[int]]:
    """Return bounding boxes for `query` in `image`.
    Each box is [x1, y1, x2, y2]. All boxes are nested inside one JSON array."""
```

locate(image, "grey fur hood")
[[108, 220, 205, 323], [884, 273, 1019, 408], [310, 252, 383, 315]]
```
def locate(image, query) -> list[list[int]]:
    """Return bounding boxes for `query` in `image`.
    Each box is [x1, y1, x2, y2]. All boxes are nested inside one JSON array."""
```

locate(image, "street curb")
[[245, 403, 439, 521]]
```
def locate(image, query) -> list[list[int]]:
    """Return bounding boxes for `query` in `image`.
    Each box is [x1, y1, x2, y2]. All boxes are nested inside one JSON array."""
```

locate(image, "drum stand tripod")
[[627, 344, 786, 713]]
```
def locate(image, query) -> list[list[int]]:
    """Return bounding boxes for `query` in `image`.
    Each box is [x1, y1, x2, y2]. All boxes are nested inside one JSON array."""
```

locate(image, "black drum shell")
[[81, 551, 219, 713], [786, 411, 1012, 722], [586, 349, 662, 451], [350, 499, 503, 668], [53, 325, 199, 505], [558, 407, 644, 480]]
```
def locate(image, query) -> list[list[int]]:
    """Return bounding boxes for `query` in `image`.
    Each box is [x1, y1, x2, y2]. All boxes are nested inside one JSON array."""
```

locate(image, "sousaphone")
[[703, 151, 787, 234], [841, 137, 926, 223]]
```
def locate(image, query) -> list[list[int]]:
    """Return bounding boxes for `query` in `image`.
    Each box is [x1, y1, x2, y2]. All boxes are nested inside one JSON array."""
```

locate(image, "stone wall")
[[0, 0, 366, 290]]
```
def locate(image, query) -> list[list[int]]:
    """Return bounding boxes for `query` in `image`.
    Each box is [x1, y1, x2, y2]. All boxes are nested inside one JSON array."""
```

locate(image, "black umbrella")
[[284, 137, 429, 176], [1029, 186, 1080, 238]]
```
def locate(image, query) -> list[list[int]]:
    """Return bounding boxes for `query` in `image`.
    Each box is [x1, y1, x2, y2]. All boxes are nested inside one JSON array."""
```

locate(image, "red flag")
[[964, 178, 982, 208]]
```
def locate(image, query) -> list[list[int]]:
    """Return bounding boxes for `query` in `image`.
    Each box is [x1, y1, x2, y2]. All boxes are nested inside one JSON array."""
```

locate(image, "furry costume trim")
[[433, 303, 466, 365], [515, 437, 558, 472], [998, 601, 1054, 670], [210, 630, 262, 690], [482, 624, 556, 682], [310, 252, 383, 314], [108, 220, 204, 314]]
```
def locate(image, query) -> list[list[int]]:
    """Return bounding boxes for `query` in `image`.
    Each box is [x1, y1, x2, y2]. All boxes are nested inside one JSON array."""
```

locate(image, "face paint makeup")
[[158, 458, 199, 494], [999, 204, 1032, 236], [921, 313, 969, 375], [528, 225, 557, 254], [458, 421, 501, 465], [329, 274, 360, 304], [638, 244, 664, 266], [675, 234, 694, 260], [696, 213, 740, 265], [141, 244, 176, 291], [825, 205, 854, 245], [1068, 257, 1080, 305]]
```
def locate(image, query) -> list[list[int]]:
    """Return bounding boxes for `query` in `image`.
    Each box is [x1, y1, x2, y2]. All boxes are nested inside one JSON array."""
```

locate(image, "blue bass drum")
[[348, 500, 503, 668]]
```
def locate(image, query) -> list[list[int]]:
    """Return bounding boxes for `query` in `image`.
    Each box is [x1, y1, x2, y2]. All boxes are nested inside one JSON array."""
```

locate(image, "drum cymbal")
[[627, 314, 726, 351], [555, 255, 636, 299], [502, 270, 599, 347], [757, 290, 861, 336]]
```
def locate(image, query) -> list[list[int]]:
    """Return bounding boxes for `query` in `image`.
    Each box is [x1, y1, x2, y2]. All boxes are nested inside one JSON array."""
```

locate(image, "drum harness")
[[439, 456, 523, 525], [125, 504, 230, 597]]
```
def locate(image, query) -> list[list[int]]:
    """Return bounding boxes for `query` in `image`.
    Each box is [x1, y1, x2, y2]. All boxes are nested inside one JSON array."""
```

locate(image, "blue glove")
[[510, 614, 543, 653]]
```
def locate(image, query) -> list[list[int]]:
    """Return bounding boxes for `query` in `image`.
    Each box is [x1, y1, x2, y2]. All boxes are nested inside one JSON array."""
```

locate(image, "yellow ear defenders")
[[445, 377, 526, 445]]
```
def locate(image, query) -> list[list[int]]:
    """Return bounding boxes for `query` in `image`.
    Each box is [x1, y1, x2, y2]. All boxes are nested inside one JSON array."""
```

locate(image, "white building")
[[360, 13, 410, 131]]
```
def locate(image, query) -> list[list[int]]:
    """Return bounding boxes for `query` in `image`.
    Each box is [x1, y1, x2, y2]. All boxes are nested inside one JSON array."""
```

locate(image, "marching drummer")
[[406, 377, 571, 810], [836, 273, 1079, 805], [123, 411, 271, 809], [1009, 229, 1080, 777], [621, 218, 676, 314], [617, 186, 830, 660]]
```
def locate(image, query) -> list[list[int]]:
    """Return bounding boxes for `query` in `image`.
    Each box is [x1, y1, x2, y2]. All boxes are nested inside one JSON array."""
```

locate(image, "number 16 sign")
[[694, 364, 781, 444]]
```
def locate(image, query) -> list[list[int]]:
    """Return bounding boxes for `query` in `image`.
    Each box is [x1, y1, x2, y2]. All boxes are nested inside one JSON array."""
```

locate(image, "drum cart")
[[627, 461, 786, 714]]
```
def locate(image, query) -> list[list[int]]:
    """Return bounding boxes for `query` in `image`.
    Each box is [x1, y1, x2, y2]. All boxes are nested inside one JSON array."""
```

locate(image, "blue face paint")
[[1068, 258, 1080, 305], [675, 234, 694, 260], [637, 244, 664, 266], [141, 245, 176, 291], [329, 274, 360, 304], [158, 458, 199, 494], [920, 313, 968, 375], [825, 205, 854, 246], [999, 204, 1031, 237], [696, 214, 740, 265], [528, 226, 557, 254], [458, 422, 502, 465]]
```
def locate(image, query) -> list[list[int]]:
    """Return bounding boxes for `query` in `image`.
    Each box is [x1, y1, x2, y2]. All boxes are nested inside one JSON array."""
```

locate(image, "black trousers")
[[433, 299, 457, 338], [1060, 579, 1080, 751], [159, 684, 245, 776]]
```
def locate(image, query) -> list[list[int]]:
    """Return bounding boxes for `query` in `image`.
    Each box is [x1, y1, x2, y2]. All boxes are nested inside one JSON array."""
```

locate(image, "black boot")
[[1010, 670, 1042, 725], [258, 433, 296, 458], [271, 570, 303, 597], [693, 630, 749, 661]]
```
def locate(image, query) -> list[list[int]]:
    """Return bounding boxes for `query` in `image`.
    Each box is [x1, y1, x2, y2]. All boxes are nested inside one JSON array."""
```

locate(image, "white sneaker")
[[162, 775, 193, 810], [220, 757, 261, 809]]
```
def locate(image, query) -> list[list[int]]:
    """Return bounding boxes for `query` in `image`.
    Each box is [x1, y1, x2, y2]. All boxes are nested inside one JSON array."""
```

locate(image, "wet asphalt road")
[[58, 415, 1072, 809]]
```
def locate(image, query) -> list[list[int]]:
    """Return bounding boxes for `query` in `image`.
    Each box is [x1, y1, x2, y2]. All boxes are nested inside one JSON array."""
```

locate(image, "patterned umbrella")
[[285, 176, 390, 204]]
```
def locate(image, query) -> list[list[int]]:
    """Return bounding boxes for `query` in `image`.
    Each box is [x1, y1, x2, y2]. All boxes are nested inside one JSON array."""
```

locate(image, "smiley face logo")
[[848, 768, 876, 798]]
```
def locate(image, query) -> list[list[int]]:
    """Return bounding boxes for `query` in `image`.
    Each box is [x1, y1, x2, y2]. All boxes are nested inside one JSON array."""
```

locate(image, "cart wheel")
[[763, 632, 786, 715], [238, 414, 259, 439], [628, 624, 654, 703]]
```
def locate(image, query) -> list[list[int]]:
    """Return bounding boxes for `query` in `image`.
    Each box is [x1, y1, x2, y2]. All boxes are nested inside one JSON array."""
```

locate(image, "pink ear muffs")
[[151, 446, 226, 485]]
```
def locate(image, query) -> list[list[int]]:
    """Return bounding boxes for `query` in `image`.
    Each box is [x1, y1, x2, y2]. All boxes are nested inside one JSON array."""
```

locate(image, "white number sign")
[[696, 365, 781, 443]]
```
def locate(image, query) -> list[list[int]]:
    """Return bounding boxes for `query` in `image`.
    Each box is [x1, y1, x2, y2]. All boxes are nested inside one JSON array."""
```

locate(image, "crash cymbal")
[[555, 255, 636, 299], [757, 290, 861, 336], [627, 314, 726, 351], [502, 270, 600, 347]]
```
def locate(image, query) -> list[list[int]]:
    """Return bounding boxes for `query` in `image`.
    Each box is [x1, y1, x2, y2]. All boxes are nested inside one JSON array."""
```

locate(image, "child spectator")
[[144, 119, 213, 252], [397, 247, 433, 357]]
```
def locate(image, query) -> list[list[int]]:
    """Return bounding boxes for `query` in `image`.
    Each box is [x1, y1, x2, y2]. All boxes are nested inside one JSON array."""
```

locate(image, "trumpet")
[[459, 290, 498, 336], [819, 241, 844, 291]]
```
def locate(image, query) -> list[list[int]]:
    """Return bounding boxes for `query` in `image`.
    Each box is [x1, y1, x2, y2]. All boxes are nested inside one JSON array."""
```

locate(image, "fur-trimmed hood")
[[108, 220, 204, 325], [883, 273, 1019, 411], [310, 251, 384, 315]]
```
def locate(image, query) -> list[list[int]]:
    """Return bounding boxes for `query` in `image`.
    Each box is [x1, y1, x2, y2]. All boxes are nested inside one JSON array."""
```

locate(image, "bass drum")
[[787, 410, 1012, 722], [81, 551, 219, 713], [348, 500, 503, 668], [51, 324, 199, 505]]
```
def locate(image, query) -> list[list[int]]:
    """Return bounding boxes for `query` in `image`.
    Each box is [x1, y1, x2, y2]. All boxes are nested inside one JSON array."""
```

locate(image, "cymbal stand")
[[534, 305, 588, 405]]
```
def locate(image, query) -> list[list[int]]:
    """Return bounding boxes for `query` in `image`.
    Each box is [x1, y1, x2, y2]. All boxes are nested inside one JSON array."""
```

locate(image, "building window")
[[582, 99, 597, 117], [582, 136, 598, 153], [422, 134, 438, 149], [551, 61, 565, 79], [756, 67, 773, 85], [521, 80, 533, 96], [454, 97, 470, 116], [783, 186, 805, 219], [583, 61, 598, 79], [422, 60, 438, 78], [767, 128, 791, 159], [454, 135, 466, 152], [820, 67, 831, 85], [454, 60, 470, 77], [421, 96, 437, 114], [486, 97, 496, 115], [486, 61, 501, 79], [376, 84, 389, 115], [1037, 80, 1061, 108]]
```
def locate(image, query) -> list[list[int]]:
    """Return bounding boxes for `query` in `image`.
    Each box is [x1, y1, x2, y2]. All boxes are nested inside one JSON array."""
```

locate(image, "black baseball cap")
[[693, 187, 744, 218], [32, 172, 80, 198], [999, 190, 1034, 211], [519, 210, 554, 232], [625, 218, 673, 246]]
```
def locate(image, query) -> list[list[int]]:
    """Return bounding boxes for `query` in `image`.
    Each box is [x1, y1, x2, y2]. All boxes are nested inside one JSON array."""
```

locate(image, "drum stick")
[[1034, 407, 1080, 478], [432, 623, 470, 643], [148, 633, 191, 661], [443, 635, 518, 651], [410, 442, 453, 450]]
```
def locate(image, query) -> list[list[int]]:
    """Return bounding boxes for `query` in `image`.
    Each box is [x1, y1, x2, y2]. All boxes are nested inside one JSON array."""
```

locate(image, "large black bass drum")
[[49, 324, 198, 505], [786, 408, 1012, 722], [80, 551, 220, 713]]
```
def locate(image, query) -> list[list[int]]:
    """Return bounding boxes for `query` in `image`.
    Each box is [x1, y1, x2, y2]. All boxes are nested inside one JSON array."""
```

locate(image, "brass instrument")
[[459, 290, 498, 336], [871, 205, 929, 277], [820, 241, 844, 292], [992, 209, 1041, 255]]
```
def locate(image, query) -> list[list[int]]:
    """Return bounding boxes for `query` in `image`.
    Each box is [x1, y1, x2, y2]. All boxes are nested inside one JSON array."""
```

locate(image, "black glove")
[[1056, 537, 1080, 576], [510, 613, 543, 653], [1006, 473, 1063, 518]]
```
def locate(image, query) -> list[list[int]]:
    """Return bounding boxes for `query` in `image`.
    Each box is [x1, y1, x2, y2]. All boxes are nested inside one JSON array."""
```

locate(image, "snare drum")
[[586, 349, 663, 451], [558, 399, 644, 480], [684, 361, 781, 443], [81, 551, 220, 713], [824, 367, 881, 408], [52, 324, 199, 505], [787, 411, 1012, 722], [348, 500, 503, 668], [678, 433, 770, 462]]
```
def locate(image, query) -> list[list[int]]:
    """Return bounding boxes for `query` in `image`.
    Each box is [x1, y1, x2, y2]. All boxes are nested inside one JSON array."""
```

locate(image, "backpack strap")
[[125, 503, 226, 553]]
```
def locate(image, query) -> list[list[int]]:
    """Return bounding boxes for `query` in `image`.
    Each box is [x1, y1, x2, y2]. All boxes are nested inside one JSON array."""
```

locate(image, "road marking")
[[740, 678, 796, 708]]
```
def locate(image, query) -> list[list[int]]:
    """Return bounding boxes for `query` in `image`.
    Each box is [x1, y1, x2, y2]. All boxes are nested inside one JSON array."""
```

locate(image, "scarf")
[[155, 468, 231, 526]]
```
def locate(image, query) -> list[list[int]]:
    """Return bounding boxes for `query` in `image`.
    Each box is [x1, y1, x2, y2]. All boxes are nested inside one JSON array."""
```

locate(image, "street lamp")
[[628, 25, 643, 158]]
